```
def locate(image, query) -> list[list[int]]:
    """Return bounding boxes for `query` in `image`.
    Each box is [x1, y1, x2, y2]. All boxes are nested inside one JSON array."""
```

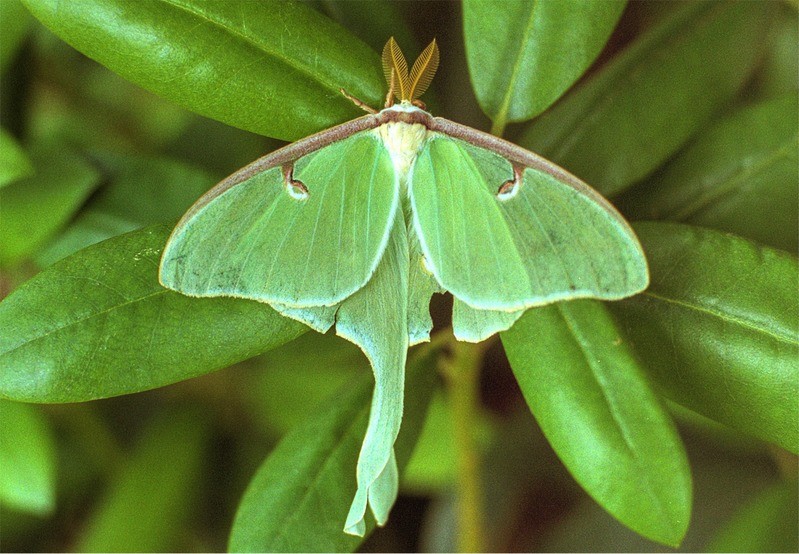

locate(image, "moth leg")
[[340, 88, 378, 114], [411, 99, 427, 110]]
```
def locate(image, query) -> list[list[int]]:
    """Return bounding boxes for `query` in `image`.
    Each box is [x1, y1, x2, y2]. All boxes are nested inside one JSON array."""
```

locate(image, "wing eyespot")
[[496, 179, 518, 200], [282, 164, 309, 201], [496, 165, 523, 201]]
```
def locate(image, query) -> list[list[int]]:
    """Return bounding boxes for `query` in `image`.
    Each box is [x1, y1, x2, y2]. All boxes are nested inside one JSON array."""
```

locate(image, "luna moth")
[[159, 37, 648, 536]]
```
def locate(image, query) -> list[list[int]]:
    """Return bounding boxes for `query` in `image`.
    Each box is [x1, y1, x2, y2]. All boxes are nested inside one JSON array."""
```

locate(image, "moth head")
[[381, 37, 439, 109]]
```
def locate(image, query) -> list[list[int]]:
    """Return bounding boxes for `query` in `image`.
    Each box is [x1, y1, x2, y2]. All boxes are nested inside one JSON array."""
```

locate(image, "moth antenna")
[[408, 39, 439, 102], [385, 69, 397, 108], [339, 88, 378, 114]]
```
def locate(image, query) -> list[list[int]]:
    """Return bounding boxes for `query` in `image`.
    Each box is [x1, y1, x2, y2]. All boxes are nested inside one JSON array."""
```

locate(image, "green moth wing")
[[160, 123, 397, 308], [407, 226, 444, 346], [159, 35, 650, 541], [338, 214, 409, 535], [410, 120, 649, 311], [452, 299, 523, 343], [269, 212, 420, 536]]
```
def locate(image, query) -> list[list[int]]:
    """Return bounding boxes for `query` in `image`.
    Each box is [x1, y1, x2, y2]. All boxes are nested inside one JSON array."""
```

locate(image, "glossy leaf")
[[463, 0, 625, 126], [502, 299, 692, 546], [37, 155, 215, 266], [0, 225, 306, 402], [320, 0, 417, 56], [0, 400, 56, 515], [0, 128, 33, 189], [706, 480, 799, 553], [611, 222, 799, 453], [21, 0, 384, 141], [75, 409, 209, 552], [229, 345, 439, 552], [621, 95, 799, 252], [0, 145, 101, 266], [519, 1, 772, 196], [401, 393, 458, 493], [0, 0, 31, 73]]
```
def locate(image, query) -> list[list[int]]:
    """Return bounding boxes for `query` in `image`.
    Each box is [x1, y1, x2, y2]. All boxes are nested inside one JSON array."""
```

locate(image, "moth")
[[160, 38, 648, 535]]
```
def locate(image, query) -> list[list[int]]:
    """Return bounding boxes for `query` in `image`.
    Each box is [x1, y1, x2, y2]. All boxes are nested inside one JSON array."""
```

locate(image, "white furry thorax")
[[375, 103, 430, 176]]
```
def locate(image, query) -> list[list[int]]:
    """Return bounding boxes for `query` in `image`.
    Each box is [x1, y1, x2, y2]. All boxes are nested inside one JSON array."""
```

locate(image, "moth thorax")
[[377, 122, 428, 175]]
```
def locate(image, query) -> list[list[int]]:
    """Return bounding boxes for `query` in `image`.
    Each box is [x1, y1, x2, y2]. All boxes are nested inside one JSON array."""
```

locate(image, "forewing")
[[410, 133, 648, 311], [160, 131, 398, 307]]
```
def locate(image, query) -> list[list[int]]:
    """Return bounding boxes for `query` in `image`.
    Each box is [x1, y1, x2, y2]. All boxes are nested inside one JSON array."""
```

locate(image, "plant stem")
[[441, 339, 489, 552]]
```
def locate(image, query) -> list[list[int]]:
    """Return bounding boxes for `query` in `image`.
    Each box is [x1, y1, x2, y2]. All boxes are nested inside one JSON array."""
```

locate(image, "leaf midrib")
[[643, 291, 798, 345], [0, 287, 165, 357], [550, 2, 724, 161], [159, 0, 344, 96], [671, 137, 799, 220], [266, 406, 369, 549], [493, 0, 539, 125], [555, 302, 674, 525]]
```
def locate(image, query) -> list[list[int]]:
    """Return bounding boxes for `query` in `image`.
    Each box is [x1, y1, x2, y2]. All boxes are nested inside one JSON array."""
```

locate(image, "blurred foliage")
[[0, 1, 796, 552]]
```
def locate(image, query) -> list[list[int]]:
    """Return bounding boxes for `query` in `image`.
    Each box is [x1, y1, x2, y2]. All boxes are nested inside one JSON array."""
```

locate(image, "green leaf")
[[618, 95, 799, 253], [28, 31, 192, 155], [37, 154, 215, 266], [610, 222, 799, 453], [0, 0, 32, 73], [164, 116, 281, 177], [519, 1, 773, 196], [35, 212, 133, 269], [0, 400, 56, 515], [402, 393, 458, 494], [501, 299, 692, 546], [75, 409, 209, 552], [463, 0, 625, 128], [320, 0, 417, 55], [706, 480, 799, 553], [0, 225, 306, 402], [0, 128, 33, 189], [229, 344, 439, 552], [750, 3, 799, 101], [21, 0, 384, 141], [245, 332, 364, 437], [0, 145, 101, 266], [87, 154, 214, 223]]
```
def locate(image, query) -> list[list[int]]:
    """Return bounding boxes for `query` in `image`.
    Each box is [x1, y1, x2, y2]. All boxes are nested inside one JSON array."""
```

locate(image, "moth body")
[[375, 117, 428, 178], [159, 36, 650, 541]]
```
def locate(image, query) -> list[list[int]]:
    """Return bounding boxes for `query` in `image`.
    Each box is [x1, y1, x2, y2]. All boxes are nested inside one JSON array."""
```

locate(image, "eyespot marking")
[[283, 164, 309, 201], [496, 165, 523, 201], [497, 179, 518, 200]]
